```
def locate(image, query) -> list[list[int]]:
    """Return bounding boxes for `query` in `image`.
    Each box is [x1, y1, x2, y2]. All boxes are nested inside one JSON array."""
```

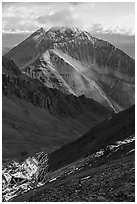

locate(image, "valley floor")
[[11, 155, 135, 202]]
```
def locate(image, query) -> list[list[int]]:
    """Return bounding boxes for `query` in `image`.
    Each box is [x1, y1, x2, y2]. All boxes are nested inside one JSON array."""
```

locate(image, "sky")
[[2, 2, 135, 58], [2, 2, 135, 34]]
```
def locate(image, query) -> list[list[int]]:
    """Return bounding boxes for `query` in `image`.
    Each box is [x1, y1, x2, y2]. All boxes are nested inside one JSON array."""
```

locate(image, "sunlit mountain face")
[[5, 27, 135, 112], [91, 33, 135, 60], [2, 32, 135, 59]]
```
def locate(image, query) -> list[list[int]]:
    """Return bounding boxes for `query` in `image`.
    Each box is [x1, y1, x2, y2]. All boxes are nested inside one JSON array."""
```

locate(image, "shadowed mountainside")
[[6, 105, 135, 202], [49, 105, 135, 171], [2, 57, 112, 160]]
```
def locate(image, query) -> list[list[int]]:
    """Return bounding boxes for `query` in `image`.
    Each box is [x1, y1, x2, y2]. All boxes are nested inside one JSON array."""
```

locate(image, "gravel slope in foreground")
[[25, 155, 135, 202]]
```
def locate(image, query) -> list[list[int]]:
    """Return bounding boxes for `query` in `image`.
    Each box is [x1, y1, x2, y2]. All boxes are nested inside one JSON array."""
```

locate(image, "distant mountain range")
[[2, 47, 12, 55]]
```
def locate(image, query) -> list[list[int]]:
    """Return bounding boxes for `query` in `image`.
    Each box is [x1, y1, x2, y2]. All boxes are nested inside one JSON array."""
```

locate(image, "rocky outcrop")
[[2, 56, 20, 76], [2, 151, 49, 201]]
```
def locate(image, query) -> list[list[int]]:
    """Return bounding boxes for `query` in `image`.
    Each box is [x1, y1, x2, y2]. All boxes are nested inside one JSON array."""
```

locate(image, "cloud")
[[90, 23, 134, 36], [37, 9, 74, 27], [36, 2, 95, 30], [90, 24, 103, 33], [2, 2, 135, 36], [2, 2, 95, 33], [2, 15, 38, 33], [69, 2, 82, 6]]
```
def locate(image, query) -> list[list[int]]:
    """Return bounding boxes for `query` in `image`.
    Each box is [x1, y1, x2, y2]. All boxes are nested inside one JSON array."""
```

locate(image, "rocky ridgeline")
[[22, 54, 76, 95], [33, 26, 135, 84], [5, 26, 134, 111], [2, 151, 49, 201], [52, 27, 134, 82], [3, 57, 112, 119]]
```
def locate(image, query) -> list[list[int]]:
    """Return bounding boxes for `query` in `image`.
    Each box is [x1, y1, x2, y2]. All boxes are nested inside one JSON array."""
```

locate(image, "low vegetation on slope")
[[49, 105, 135, 171]]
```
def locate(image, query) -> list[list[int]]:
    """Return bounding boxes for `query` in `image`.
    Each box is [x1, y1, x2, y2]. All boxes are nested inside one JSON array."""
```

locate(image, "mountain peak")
[[39, 27, 45, 32], [30, 27, 45, 38], [36, 27, 45, 33], [4, 25, 135, 111], [47, 26, 82, 33], [46, 26, 83, 42]]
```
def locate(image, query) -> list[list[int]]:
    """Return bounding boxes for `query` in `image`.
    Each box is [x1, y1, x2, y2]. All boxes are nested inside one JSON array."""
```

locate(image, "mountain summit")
[[5, 26, 135, 111]]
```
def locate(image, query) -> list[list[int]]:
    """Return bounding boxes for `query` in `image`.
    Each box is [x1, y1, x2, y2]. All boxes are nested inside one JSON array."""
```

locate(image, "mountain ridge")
[[5, 26, 135, 111], [2, 56, 112, 160]]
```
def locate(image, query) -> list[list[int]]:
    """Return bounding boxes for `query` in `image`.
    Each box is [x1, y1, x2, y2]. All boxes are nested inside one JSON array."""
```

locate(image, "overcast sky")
[[2, 2, 135, 59], [2, 2, 135, 35]]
